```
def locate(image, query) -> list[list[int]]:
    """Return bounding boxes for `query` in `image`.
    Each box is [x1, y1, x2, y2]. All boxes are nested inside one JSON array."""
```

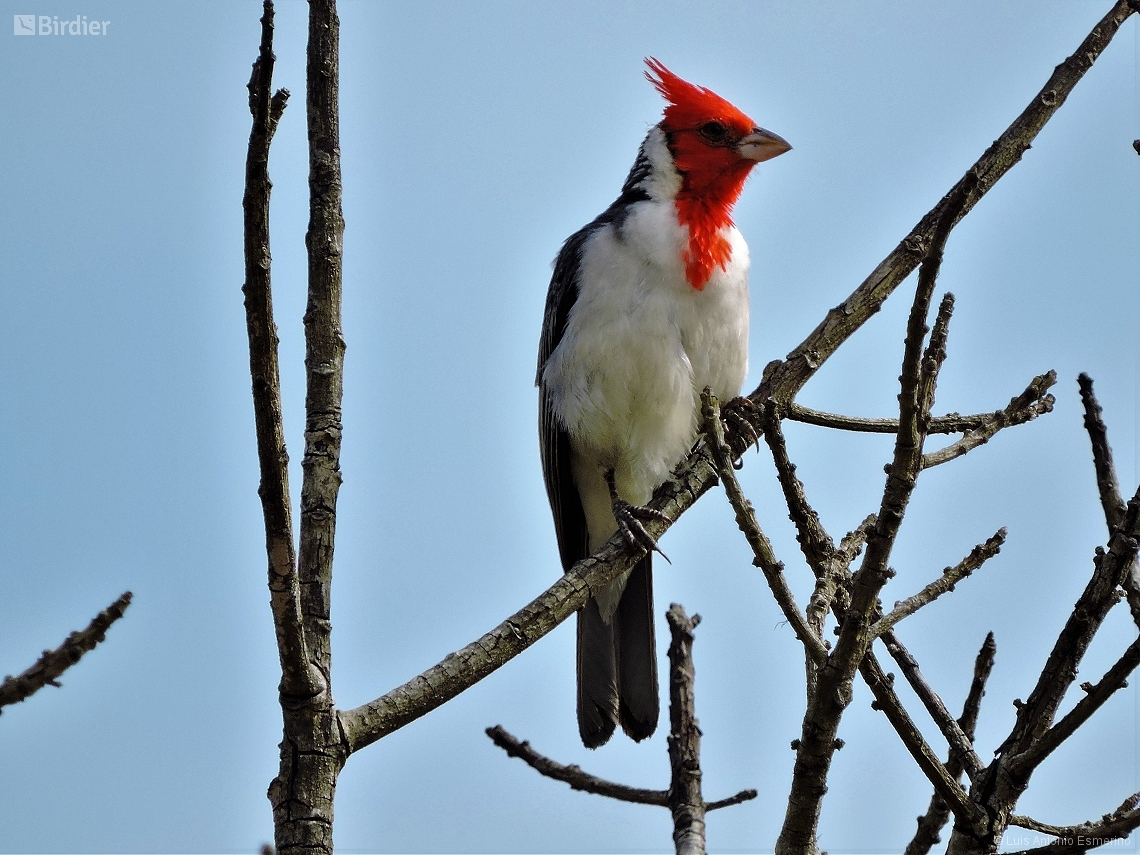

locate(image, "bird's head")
[[645, 57, 790, 211]]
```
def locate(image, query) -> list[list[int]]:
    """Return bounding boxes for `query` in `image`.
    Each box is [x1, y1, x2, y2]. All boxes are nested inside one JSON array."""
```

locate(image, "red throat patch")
[[677, 207, 734, 292], [644, 58, 759, 290]]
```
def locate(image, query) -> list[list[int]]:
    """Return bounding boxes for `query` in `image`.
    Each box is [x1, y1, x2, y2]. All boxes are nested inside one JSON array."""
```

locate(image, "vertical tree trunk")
[[264, 1, 347, 851]]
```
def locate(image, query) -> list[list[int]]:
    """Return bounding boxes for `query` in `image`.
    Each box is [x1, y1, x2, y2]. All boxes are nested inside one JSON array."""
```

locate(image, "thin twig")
[[851, 180, 966, 617], [0, 592, 132, 710], [905, 633, 997, 855], [788, 374, 1053, 448], [872, 530, 1006, 638], [917, 293, 955, 423], [706, 790, 760, 812], [763, 407, 865, 694], [806, 518, 874, 641], [1078, 374, 1140, 626], [1004, 792, 1140, 854], [859, 652, 986, 830], [921, 373, 1056, 469], [1009, 634, 1140, 778], [486, 725, 668, 806], [485, 724, 757, 816], [880, 630, 986, 782], [788, 405, 998, 435], [1009, 815, 1085, 837], [957, 633, 997, 757], [702, 391, 827, 667], [762, 404, 835, 576]]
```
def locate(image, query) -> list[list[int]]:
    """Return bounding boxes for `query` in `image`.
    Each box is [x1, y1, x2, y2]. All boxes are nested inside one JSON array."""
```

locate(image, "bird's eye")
[[698, 121, 728, 143]]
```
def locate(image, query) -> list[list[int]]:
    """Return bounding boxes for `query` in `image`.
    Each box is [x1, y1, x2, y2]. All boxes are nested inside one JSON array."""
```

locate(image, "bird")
[[536, 58, 791, 749]]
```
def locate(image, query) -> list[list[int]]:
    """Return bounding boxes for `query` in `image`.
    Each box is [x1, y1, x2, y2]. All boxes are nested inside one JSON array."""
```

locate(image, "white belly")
[[543, 200, 751, 509]]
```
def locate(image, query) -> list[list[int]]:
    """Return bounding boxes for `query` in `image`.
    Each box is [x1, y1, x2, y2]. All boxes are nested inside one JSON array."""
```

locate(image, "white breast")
[[542, 198, 750, 504]]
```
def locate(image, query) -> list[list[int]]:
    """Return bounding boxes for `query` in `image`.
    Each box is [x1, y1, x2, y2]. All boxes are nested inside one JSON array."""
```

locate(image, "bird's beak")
[[737, 127, 792, 162]]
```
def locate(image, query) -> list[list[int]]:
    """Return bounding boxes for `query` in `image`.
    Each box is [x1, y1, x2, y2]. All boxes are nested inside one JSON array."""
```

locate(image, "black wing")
[[538, 148, 659, 748], [537, 153, 653, 573], [537, 227, 591, 573]]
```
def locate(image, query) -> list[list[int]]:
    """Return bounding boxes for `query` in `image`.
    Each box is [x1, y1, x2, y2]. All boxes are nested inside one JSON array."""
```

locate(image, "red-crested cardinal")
[[537, 59, 790, 748]]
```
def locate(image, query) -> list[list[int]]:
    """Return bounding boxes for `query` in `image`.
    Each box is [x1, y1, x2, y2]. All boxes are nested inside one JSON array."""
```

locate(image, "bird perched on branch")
[[537, 59, 790, 748]]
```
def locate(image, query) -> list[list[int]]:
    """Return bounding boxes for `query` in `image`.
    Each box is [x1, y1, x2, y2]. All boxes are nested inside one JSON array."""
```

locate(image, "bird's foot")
[[720, 396, 762, 463], [604, 470, 671, 563]]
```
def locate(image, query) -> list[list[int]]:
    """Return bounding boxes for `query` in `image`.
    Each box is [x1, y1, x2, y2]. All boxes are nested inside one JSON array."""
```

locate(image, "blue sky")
[[0, 1, 1137, 852]]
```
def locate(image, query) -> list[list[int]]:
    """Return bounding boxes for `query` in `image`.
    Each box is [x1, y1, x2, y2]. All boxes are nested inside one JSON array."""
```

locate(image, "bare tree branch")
[[807, 518, 874, 642], [758, 407, 883, 701], [777, 182, 969, 855], [484, 725, 757, 817], [879, 630, 986, 782], [788, 405, 1005, 435], [762, 404, 836, 576], [859, 652, 985, 830], [1078, 374, 1140, 626], [1078, 374, 1127, 531], [1009, 634, 1140, 777], [1005, 792, 1140, 854], [242, 0, 319, 701], [956, 633, 996, 764], [297, 0, 346, 686], [0, 592, 132, 711], [706, 790, 760, 812], [850, 187, 959, 620], [788, 376, 1055, 458], [921, 373, 1056, 470], [1000, 488, 1140, 764], [487, 606, 755, 855], [779, 510, 989, 828], [948, 487, 1140, 855], [485, 725, 669, 807], [905, 633, 997, 855], [667, 604, 708, 855], [918, 292, 955, 409], [702, 392, 827, 666], [760, 408, 875, 693], [872, 530, 1006, 638], [263, 1, 346, 851], [337, 452, 704, 753], [786, 371, 1056, 476]]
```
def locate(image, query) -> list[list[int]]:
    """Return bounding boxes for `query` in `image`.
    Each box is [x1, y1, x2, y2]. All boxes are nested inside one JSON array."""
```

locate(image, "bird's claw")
[[612, 499, 672, 563], [604, 469, 672, 563], [720, 396, 762, 457]]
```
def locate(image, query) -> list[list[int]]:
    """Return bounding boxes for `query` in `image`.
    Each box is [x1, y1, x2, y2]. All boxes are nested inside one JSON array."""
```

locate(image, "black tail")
[[576, 556, 659, 748]]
